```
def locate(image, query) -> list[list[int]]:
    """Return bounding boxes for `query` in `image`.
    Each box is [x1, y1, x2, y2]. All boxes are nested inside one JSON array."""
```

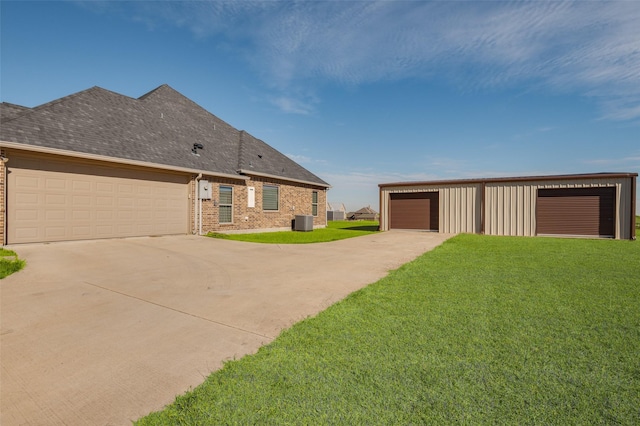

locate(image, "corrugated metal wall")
[[439, 184, 482, 233], [485, 177, 631, 239], [381, 176, 634, 239], [380, 184, 481, 233], [484, 183, 535, 236]]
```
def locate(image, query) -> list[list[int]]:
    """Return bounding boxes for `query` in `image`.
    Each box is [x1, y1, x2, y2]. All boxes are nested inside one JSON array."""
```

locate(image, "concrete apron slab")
[[1, 231, 453, 425]]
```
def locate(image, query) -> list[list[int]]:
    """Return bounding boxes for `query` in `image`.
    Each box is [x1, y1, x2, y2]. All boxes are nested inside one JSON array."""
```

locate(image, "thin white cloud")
[[583, 156, 640, 166], [97, 1, 640, 120], [285, 153, 312, 164], [285, 152, 327, 165], [270, 96, 314, 115]]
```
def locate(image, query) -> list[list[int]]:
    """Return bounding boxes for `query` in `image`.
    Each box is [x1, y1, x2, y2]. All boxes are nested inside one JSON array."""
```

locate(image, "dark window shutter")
[[219, 186, 233, 223], [312, 191, 318, 216], [263, 185, 279, 211]]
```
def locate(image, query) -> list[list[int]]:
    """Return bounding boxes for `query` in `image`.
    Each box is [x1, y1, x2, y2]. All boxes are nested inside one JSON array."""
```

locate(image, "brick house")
[[0, 85, 330, 244]]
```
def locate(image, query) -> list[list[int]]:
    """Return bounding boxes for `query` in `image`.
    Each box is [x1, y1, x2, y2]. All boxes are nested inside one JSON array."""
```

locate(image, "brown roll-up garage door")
[[389, 192, 439, 230], [7, 153, 190, 244], [537, 187, 615, 237]]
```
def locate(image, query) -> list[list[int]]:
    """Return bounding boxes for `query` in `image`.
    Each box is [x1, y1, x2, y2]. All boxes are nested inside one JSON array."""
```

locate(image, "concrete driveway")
[[1, 231, 452, 425]]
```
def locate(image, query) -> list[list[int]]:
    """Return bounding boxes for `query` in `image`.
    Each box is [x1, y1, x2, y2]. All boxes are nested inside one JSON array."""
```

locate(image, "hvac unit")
[[294, 215, 314, 232], [327, 211, 345, 221]]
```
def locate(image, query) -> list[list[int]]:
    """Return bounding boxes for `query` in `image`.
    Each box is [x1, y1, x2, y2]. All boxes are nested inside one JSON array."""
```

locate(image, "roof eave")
[[238, 168, 331, 188], [0, 141, 249, 181]]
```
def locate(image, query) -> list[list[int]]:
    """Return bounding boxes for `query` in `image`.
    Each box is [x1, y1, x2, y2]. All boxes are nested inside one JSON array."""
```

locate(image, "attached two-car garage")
[[380, 173, 637, 240], [6, 152, 190, 244]]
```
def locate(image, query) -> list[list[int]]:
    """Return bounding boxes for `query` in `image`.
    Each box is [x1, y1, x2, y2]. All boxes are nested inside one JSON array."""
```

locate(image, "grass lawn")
[[207, 220, 379, 243], [0, 248, 25, 279], [138, 234, 639, 425]]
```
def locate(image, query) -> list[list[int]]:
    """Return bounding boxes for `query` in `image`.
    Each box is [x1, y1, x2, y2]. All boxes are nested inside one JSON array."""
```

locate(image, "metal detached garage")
[[379, 173, 637, 240]]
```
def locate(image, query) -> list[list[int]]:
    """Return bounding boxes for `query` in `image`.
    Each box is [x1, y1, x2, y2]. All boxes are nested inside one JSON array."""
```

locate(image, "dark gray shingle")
[[0, 85, 329, 186]]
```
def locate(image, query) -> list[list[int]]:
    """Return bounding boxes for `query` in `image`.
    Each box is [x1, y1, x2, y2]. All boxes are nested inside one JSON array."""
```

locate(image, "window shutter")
[[312, 191, 318, 216], [219, 187, 233, 205], [219, 186, 233, 223], [263, 185, 279, 211]]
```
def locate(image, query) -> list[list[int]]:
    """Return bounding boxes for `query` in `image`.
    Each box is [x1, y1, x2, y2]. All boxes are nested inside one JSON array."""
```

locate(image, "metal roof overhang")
[[379, 172, 638, 188]]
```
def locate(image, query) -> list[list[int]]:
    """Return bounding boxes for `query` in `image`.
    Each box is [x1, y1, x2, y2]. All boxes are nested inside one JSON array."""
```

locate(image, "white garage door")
[[7, 153, 190, 244]]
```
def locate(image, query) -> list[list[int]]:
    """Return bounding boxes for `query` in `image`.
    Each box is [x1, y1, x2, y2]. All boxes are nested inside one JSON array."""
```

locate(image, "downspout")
[[379, 187, 383, 231], [2, 155, 8, 246], [480, 181, 486, 235], [199, 196, 203, 236], [194, 173, 202, 235], [631, 175, 636, 240]]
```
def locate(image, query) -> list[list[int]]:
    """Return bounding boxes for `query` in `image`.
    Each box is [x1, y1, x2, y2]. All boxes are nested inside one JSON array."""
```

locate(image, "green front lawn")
[[138, 234, 639, 424], [207, 220, 379, 243], [0, 248, 25, 279]]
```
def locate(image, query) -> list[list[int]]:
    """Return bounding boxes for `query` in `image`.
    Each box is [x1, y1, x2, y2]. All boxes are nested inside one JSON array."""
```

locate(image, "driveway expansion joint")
[[83, 281, 271, 339]]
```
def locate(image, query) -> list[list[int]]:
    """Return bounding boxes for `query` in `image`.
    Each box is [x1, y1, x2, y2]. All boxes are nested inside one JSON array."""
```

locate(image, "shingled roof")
[[0, 84, 329, 187]]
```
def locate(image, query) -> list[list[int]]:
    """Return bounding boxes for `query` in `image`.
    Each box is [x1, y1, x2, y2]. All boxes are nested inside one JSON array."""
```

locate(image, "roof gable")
[[0, 102, 32, 123], [0, 85, 329, 187]]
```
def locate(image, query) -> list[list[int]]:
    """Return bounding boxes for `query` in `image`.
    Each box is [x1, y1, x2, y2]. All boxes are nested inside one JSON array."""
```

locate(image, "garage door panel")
[[118, 211, 134, 220], [96, 182, 114, 193], [138, 211, 153, 220], [16, 227, 38, 240], [45, 227, 66, 239], [72, 180, 91, 191], [72, 210, 91, 220], [16, 175, 39, 189], [19, 209, 39, 220], [138, 199, 153, 209], [73, 195, 91, 206], [47, 178, 68, 190], [389, 192, 439, 230], [118, 197, 135, 208], [72, 226, 92, 238], [537, 187, 615, 237], [46, 210, 67, 220], [46, 194, 66, 205], [8, 154, 189, 244], [96, 225, 114, 236]]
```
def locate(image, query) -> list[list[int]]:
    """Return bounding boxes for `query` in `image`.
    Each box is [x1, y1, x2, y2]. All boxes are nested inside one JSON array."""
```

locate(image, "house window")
[[263, 185, 279, 211], [219, 186, 233, 223], [312, 191, 318, 216]]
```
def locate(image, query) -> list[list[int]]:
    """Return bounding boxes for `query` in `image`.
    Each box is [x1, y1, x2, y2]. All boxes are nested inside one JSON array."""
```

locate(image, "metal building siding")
[[439, 184, 481, 233], [485, 177, 632, 239], [537, 178, 631, 239], [485, 184, 536, 237], [380, 184, 480, 233], [380, 174, 634, 239]]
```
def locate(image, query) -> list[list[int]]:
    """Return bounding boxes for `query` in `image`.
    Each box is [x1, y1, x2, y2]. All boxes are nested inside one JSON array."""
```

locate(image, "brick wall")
[[193, 175, 327, 234]]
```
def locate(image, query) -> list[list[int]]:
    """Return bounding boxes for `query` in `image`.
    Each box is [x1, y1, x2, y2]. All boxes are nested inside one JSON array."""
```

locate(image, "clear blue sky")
[[1, 1, 638, 213]]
